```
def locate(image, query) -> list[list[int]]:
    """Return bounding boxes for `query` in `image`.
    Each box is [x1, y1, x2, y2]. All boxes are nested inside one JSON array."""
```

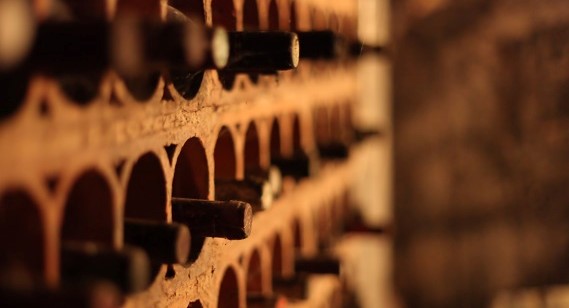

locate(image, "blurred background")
[[392, 0, 569, 307]]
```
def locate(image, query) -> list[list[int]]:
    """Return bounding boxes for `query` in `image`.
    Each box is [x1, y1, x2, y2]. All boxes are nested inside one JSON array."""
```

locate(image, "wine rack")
[[0, 0, 391, 307]]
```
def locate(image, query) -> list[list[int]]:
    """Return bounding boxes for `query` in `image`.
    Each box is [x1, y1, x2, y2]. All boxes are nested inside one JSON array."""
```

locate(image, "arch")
[[270, 118, 281, 160], [124, 152, 167, 279], [329, 14, 340, 32], [289, 0, 297, 30], [172, 137, 209, 200], [168, 70, 204, 101], [113, 0, 163, 102], [120, 72, 162, 103], [217, 266, 240, 308], [0, 190, 44, 282], [314, 107, 330, 143], [292, 218, 302, 251], [292, 114, 302, 152], [57, 72, 104, 106], [188, 300, 204, 308], [343, 103, 354, 134], [124, 152, 167, 221], [212, 0, 237, 30], [62, 169, 114, 244], [341, 16, 357, 39], [330, 104, 342, 140], [310, 7, 327, 30], [173, 137, 210, 261], [318, 204, 331, 246], [244, 122, 261, 172], [214, 126, 237, 179], [217, 71, 237, 91], [243, 0, 259, 30], [268, 0, 279, 30], [246, 249, 263, 293], [271, 234, 283, 277]]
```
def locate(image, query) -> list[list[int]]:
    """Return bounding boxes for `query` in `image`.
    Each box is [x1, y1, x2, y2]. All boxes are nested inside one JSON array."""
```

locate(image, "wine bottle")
[[214, 178, 273, 212], [353, 127, 384, 143], [115, 9, 229, 78], [294, 255, 341, 275], [271, 151, 319, 180], [123, 219, 191, 264], [317, 142, 350, 160], [154, 5, 229, 99], [246, 166, 283, 198], [60, 242, 151, 294], [222, 31, 299, 72], [171, 198, 252, 240], [348, 41, 387, 58], [296, 30, 348, 60], [273, 275, 308, 299], [342, 212, 390, 235]]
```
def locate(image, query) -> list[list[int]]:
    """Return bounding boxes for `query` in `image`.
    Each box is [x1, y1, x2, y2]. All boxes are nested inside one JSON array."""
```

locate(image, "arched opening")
[[217, 72, 237, 91], [214, 127, 237, 180], [166, 2, 205, 101], [212, 0, 237, 30], [330, 104, 342, 141], [318, 204, 331, 247], [329, 14, 340, 32], [124, 152, 167, 221], [217, 267, 240, 308], [244, 122, 261, 173], [57, 71, 104, 106], [271, 234, 283, 278], [314, 107, 330, 144], [62, 170, 114, 244], [310, 8, 327, 30], [120, 73, 162, 103], [124, 152, 168, 279], [292, 219, 302, 252], [168, 69, 204, 101], [53, 0, 108, 105], [172, 137, 210, 261], [188, 300, 204, 308], [114, 0, 162, 102], [241, 0, 261, 85], [292, 115, 302, 153], [343, 103, 354, 135], [270, 118, 281, 160], [289, 1, 297, 30], [329, 197, 339, 235], [268, 0, 279, 30], [0, 190, 44, 283], [173, 138, 209, 200], [247, 249, 263, 293], [341, 16, 357, 39], [243, 0, 260, 30]]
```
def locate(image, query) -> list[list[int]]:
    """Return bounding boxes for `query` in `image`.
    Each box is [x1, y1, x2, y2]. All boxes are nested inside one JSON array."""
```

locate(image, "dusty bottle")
[[123, 218, 191, 264], [60, 242, 151, 294]]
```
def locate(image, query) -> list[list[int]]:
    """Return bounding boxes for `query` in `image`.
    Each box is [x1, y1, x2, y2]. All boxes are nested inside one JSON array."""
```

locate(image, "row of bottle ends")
[[0, 127, 386, 307], [0, 2, 385, 79]]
